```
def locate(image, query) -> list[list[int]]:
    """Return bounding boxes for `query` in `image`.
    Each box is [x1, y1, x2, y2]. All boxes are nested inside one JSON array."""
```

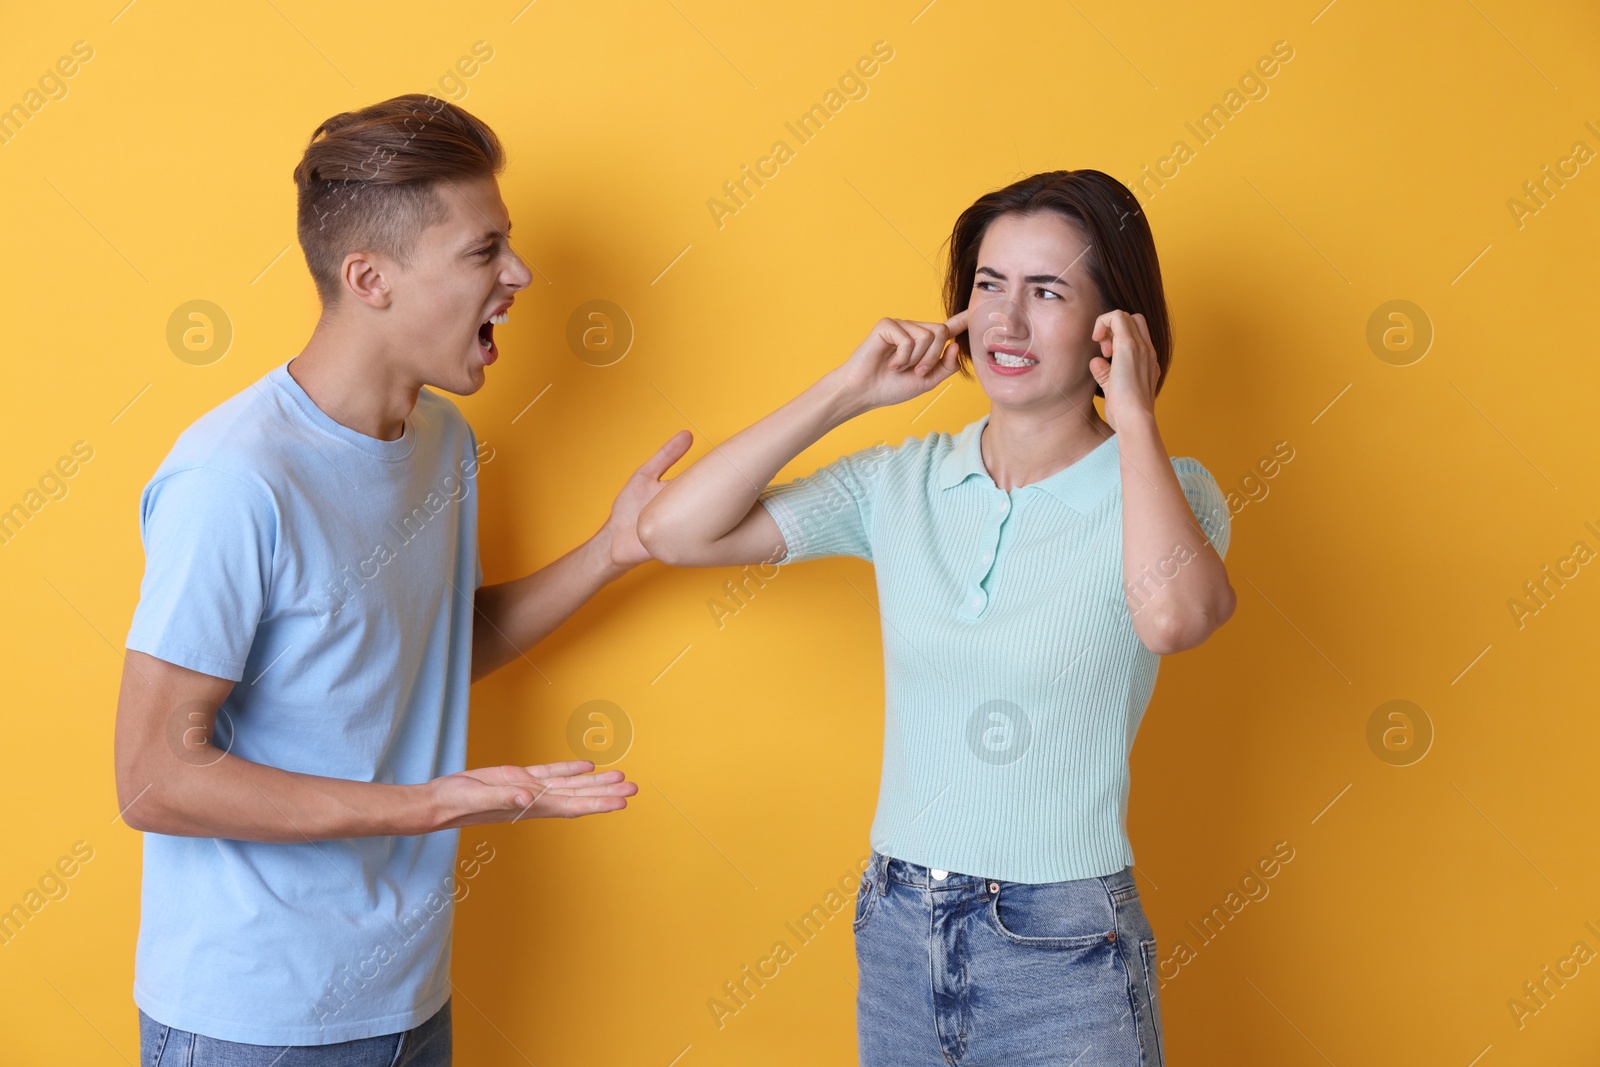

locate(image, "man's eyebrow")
[[466, 224, 513, 245], [975, 265, 1070, 285]]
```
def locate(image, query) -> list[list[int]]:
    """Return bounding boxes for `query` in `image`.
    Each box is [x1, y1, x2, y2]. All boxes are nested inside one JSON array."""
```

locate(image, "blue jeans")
[[137, 999, 450, 1066], [855, 851, 1165, 1066]]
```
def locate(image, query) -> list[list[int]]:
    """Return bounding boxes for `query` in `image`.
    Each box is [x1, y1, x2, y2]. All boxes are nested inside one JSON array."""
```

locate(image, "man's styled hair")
[[941, 169, 1172, 397], [293, 93, 505, 306]]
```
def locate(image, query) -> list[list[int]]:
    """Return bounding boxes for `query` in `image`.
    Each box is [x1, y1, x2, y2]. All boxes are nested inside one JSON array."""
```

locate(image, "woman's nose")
[[980, 299, 1030, 343]]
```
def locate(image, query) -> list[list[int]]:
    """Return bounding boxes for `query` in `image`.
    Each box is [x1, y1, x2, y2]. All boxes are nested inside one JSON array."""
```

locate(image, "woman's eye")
[[976, 281, 998, 291], [1036, 288, 1061, 299]]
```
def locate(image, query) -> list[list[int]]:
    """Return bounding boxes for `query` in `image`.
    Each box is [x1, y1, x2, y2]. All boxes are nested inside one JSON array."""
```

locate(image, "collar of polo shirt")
[[937, 414, 1122, 515]]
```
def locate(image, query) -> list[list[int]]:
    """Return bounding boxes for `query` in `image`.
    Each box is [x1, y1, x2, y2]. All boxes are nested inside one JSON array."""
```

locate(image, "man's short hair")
[[292, 93, 505, 306]]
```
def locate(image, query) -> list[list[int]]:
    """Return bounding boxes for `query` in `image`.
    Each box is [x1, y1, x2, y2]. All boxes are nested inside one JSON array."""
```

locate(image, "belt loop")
[[875, 852, 889, 896]]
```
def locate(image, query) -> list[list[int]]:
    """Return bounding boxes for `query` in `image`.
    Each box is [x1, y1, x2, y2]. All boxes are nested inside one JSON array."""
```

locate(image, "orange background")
[[2, 1, 1599, 1063]]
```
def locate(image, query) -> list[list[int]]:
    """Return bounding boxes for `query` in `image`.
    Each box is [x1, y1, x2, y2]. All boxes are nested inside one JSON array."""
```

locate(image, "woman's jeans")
[[137, 998, 451, 1066], [855, 851, 1165, 1066]]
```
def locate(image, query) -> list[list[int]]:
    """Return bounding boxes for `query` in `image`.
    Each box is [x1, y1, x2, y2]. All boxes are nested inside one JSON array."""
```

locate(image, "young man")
[[115, 94, 685, 1063]]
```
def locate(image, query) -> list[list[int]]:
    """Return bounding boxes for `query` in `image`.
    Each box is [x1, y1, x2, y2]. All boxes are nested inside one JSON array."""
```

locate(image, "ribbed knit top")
[[757, 413, 1230, 883]]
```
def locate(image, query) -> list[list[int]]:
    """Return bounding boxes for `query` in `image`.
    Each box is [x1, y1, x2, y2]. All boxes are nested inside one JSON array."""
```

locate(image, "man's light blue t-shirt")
[[125, 361, 484, 1045]]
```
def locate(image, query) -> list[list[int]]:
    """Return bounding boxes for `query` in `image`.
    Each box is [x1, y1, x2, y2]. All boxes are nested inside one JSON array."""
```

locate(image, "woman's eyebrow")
[[976, 265, 1070, 285]]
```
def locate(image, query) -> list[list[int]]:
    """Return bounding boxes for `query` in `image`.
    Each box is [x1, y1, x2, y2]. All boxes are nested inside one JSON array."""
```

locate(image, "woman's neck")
[[980, 404, 1114, 492]]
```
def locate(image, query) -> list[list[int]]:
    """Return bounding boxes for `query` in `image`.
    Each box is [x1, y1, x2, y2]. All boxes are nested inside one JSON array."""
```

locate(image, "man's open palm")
[[431, 760, 638, 829]]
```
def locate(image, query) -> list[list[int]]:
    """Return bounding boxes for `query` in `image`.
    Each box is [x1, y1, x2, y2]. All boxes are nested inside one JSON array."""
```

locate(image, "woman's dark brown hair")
[[941, 169, 1172, 397], [293, 93, 505, 306]]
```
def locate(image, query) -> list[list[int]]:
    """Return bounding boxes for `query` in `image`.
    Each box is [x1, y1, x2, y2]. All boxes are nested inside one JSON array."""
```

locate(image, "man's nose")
[[507, 252, 535, 290]]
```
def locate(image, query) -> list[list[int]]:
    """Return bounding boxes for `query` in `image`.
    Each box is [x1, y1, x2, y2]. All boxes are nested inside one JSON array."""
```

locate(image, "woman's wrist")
[[1108, 403, 1159, 437], [812, 368, 873, 427]]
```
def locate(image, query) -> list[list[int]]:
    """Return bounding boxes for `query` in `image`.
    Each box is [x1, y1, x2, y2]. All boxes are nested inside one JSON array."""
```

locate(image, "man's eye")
[[475, 246, 495, 257]]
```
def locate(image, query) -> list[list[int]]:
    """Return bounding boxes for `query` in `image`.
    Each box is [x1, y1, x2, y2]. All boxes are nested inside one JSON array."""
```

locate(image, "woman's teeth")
[[488, 312, 509, 325], [991, 350, 1038, 367]]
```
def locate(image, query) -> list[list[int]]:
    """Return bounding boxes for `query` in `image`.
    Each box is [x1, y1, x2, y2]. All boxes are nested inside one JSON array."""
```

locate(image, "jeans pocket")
[[1138, 938, 1166, 1067], [986, 881, 1117, 948], [852, 867, 879, 933]]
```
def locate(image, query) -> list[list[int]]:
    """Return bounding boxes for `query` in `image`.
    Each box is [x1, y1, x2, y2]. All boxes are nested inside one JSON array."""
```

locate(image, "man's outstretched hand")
[[596, 430, 695, 570], [427, 760, 638, 830]]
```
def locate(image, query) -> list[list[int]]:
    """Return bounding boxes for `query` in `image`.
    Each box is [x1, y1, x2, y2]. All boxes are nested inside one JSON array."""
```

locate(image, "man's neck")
[[288, 319, 420, 442]]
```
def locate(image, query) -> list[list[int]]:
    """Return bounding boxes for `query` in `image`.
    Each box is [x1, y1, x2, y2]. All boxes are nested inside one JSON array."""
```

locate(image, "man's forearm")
[[123, 750, 438, 841], [471, 533, 630, 681]]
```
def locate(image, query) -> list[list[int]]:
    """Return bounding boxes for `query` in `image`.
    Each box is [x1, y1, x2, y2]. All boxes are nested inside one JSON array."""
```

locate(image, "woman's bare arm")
[[1090, 309, 1235, 654], [637, 311, 969, 568]]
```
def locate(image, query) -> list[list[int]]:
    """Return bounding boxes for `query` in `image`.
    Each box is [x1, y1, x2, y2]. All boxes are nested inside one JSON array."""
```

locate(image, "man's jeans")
[[856, 851, 1166, 1066], [138, 998, 451, 1066]]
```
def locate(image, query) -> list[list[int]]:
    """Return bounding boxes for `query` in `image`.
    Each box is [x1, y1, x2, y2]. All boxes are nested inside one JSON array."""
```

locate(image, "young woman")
[[638, 169, 1234, 1066]]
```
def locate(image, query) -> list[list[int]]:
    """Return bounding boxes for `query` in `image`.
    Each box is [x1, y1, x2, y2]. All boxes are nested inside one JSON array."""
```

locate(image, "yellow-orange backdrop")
[[3, 1, 1598, 1063]]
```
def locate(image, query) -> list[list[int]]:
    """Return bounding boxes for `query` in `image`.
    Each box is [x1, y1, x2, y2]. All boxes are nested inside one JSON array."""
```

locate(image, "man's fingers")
[[636, 429, 693, 481], [524, 760, 597, 778], [525, 792, 631, 819], [526, 769, 629, 791], [561, 794, 630, 817], [526, 765, 626, 781], [497, 777, 638, 821], [555, 780, 639, 797]]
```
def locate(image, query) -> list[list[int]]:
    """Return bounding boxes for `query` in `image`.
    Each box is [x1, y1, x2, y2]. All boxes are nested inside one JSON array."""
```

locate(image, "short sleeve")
[[1171, 457, 1231, 560], [466, 421, 484, 590], [125, 466, 277, 681], [758, 443, 895, 565]]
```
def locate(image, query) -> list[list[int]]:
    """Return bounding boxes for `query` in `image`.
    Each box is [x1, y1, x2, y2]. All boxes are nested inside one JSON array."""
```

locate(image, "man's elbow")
[[116, 771, 161, 833], [115, 746, 182, 834]]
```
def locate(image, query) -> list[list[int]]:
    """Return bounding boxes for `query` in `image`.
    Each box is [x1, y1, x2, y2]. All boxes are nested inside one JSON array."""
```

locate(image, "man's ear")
[[339, 250, 393, 309]]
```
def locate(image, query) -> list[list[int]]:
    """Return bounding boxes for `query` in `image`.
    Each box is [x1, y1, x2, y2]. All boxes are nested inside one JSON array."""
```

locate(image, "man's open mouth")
[[477, 308, 510, 362]]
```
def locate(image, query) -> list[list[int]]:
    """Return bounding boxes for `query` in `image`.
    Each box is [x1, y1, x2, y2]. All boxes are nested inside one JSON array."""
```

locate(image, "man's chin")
[[411, 361, 487, 398], [453, 364, 489, 396]]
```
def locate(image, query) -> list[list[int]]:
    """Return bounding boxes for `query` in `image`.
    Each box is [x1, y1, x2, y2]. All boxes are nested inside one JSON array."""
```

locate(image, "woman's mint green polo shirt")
[[757, 413, 1230, 884]]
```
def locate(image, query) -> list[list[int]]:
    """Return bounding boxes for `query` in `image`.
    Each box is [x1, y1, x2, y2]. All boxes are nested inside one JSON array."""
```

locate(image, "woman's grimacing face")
[[967, 211, 1107, 414]]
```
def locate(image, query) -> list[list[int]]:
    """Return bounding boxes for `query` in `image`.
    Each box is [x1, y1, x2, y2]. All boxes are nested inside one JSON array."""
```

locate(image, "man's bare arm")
[[114, 650, 634, 841]]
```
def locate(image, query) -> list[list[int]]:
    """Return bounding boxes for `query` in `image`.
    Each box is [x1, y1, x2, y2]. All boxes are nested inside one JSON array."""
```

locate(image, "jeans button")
[[987, 881, 999, 893], [931, 869, 948, 880]]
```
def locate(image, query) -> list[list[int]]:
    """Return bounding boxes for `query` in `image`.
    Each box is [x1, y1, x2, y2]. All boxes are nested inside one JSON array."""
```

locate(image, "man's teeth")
[[992, 350, 1038, 367]]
